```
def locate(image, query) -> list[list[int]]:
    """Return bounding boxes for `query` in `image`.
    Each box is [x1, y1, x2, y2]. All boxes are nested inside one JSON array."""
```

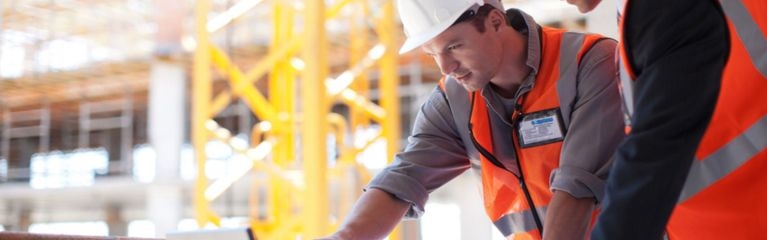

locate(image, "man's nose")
[[435, 54, 458, 76]]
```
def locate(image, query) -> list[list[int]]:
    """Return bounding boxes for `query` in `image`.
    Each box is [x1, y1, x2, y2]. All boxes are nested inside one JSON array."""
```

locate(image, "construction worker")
[[320, 0, 625, 239], [567, 0, 766, 239]]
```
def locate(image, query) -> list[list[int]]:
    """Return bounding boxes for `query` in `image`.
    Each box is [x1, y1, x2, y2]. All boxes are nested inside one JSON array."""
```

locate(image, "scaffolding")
[[192, 0, 401, 239]]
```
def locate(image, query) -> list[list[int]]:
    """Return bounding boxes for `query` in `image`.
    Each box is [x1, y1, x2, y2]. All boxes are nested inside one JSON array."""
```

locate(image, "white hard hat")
[[485, 0, 504, 10], [397, 0, 504, 54]]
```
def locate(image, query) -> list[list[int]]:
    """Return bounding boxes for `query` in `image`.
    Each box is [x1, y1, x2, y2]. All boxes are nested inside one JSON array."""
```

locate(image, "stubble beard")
[[460, 79, 487, 92]]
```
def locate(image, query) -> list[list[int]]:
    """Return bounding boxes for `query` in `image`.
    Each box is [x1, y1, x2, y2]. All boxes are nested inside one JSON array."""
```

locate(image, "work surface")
[[0, 232, 162, 240]]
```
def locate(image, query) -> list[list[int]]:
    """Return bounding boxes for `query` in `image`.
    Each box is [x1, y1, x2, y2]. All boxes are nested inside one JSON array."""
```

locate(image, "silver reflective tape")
[[557, 32, 585, 127], [679, 115, 767, 202], [618, 64, 635, 119], [493, 206, 548, 236], [722, 0, 767, 79]]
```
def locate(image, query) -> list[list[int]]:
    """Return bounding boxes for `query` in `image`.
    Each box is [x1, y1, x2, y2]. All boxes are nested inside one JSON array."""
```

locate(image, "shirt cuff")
[[365, 171, 429, 218], [549, 165, 606, 203]]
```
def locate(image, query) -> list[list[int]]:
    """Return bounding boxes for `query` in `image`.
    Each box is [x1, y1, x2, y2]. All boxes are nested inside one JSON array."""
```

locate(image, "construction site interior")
[[0, 0, 617, 239]]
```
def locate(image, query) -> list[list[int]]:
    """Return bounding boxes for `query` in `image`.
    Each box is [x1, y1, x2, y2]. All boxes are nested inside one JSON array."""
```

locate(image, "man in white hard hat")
[[322, 0, 624, 239]]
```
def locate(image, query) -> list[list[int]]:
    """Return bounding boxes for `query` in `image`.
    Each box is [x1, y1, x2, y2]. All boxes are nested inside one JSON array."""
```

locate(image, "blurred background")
[[0, 0, 616, 239]]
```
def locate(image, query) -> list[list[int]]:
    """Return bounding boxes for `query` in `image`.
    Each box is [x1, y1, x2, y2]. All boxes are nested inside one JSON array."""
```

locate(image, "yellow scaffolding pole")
[[378, 1, 402, 239], [269, 2, 296, 167], [349, 1, 371, 131], [379, 0, 401, 164], [302, 0, 329, 237], [192, 0, 220, 227]]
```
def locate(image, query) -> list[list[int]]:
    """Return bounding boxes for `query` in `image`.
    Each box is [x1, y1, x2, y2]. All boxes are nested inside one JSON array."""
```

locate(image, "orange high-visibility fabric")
[[666, 0, 767, 238], [464, 27, 605, 238]]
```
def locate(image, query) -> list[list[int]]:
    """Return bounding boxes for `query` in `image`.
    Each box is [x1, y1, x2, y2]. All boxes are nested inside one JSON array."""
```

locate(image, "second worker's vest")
[[616, 0, 767, 239], [441, 27, 607, 239]]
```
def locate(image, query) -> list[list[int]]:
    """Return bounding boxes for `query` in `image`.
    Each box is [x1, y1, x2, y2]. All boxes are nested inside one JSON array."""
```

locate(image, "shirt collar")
[[508, 8, 542, 76], [479, 9, 541, 105]]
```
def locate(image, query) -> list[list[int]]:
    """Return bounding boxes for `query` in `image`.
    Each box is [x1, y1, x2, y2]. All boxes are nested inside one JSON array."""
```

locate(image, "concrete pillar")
[[147, 185, 182, 237], [150, 0, 186, 182], [586, 0, 618, 39], [147, 61, 185, 237], [147, 0, 186, 235], [149, 62, 185, 182]]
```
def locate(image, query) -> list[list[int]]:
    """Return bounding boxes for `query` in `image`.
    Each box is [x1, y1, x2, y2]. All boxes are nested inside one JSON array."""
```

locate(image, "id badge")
[[516, 108, 566, 148]]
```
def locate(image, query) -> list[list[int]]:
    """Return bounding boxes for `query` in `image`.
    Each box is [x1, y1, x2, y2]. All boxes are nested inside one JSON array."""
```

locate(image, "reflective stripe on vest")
[[616, 0, 635, 129], [441, 29, 605, 237], [618, 0, 767, 128], [722, 0, 767, 79], [494, 206, 548, 236], [679, 115, 767, 202], [618, 51, 635, 122]]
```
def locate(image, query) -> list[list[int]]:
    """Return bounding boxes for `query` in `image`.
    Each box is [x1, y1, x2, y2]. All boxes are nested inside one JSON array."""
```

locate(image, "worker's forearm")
[[328, 188, 410, 240], [542, 190, 595, 240]]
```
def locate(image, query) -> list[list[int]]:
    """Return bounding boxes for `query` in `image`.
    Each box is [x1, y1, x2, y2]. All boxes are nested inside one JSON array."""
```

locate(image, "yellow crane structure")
[[192, 0, 401, 239]]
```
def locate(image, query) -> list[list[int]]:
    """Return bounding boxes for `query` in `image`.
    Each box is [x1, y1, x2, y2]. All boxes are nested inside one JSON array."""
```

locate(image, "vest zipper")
[[468, 93, 544, 234], [510, 112, 545, 235]]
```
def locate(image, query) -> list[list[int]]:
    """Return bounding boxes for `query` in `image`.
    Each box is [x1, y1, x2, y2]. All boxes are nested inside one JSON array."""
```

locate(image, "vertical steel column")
[[79, 99, 90, 149], [349, 2, 371, 130], [1, 107, 9, 182], [121, 91, 133, 174], [238, 101, 250, 136], [379, 0, 400, 179], [17, 208, 31, 232], [266, 2, 296, 231], [302, 0, 329, 237], [0, 0, 4, 75], [378, 1, 402, 239], [270, 2, 297, 166], [193, 0, 219, 227], [40, 101, 50, 155], [105, 205, 128, 236]]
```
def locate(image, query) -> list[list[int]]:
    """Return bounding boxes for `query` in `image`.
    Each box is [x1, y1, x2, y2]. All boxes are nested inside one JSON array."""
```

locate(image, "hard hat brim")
[[398, 3, 482, 54]]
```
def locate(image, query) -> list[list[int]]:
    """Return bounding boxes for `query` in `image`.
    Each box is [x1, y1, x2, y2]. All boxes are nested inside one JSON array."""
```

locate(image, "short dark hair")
[[451, 4, 497, 33]]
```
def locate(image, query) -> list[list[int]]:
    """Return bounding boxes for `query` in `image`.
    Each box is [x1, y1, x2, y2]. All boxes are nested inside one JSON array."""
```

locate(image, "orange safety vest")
[[617, 0, 767, 239], [440, 27, 606, 239]]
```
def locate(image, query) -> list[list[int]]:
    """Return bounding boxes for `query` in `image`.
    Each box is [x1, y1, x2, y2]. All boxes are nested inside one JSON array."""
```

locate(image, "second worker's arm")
[[590, 0, 729, 239]]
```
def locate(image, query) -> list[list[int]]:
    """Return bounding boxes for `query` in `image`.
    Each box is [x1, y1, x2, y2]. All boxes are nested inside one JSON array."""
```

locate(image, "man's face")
[[421, 20, 502, 92], [566, 0, 603, 13]]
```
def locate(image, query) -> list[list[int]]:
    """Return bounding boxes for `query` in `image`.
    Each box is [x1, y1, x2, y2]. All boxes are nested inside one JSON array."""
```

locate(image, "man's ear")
[[493, 18, 502, 31], [489, 10, 504, 32]]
